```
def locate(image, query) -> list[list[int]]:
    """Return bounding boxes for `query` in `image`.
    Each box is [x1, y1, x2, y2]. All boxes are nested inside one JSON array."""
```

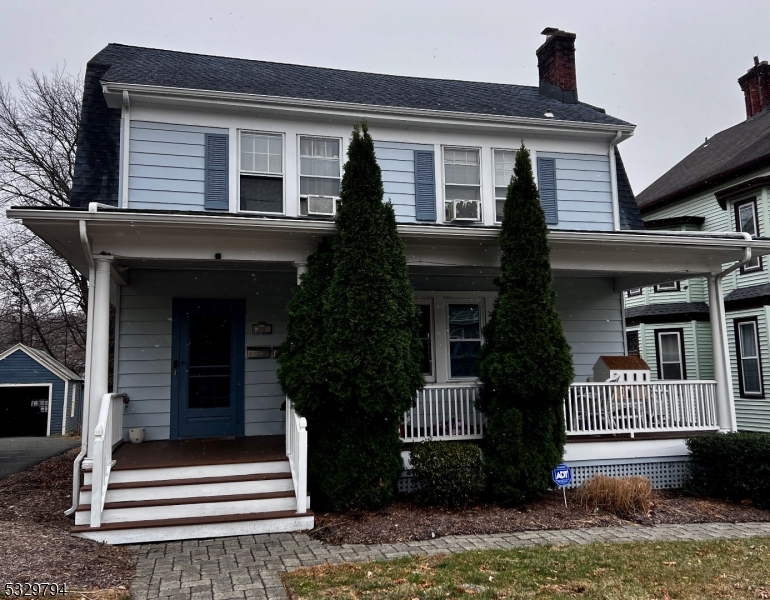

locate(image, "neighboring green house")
[[627, 56, 770, 433]]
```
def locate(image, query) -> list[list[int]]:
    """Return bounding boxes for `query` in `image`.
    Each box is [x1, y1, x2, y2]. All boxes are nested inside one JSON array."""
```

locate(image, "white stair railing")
[[90, 392, 127, 528], [565, 381, 719, 436], [285, 397, 308, 514], [401, 385, 485, 442]]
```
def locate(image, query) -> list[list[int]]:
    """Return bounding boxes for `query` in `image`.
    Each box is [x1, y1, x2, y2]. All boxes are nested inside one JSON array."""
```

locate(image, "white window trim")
[[446, 299, 484, 381], [442, 146, 483, 223], [237, 130, 286, 216], [492, 147, 517, 224], [415, 299, 436, 383], [297, 134, 343, 216], [656, 331, 684, 380], [737, 320, 763, 396]]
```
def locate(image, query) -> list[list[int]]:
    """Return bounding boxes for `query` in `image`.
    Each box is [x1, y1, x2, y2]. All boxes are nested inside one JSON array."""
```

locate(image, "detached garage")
[[0, 344, 84, 437]]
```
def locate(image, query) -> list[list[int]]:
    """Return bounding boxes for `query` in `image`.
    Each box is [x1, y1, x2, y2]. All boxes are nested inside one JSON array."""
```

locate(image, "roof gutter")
[[100, 82, 636, 137], [65, 219, 95, 516]]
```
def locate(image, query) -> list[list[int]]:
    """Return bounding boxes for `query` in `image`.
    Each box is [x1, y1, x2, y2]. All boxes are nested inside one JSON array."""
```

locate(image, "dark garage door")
[[0, 386, 50, 437]]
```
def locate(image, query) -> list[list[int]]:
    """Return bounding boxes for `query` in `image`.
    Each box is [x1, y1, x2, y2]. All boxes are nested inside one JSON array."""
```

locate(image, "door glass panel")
[[448, 304, 481, 378], [188, 314, 231, 409], [416, 304, 432, 376]]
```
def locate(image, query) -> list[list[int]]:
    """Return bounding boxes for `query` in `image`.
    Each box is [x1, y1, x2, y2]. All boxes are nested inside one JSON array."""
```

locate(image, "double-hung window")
[[448, 303, 481, 378], [656, 330, 685, 380], [240, 132, 283, 213], [493, 150, 515, 222], [299, 137, 341, 216], [736, 318, 763, 397], [444, 148, 481, 222], [735, 199, 762, 272]]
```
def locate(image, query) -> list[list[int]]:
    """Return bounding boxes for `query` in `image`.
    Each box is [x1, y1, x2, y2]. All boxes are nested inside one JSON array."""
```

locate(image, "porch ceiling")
[[8, 207, 770, 290]]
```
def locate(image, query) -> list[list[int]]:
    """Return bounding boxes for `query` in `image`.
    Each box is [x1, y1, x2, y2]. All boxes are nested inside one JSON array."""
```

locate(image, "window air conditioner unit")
[[449, 200, 481, 221], [307, 195, 336, 216]]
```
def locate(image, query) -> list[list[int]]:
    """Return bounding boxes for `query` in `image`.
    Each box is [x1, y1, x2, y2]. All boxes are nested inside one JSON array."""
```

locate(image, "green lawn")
[[282, 537, 770, 599]]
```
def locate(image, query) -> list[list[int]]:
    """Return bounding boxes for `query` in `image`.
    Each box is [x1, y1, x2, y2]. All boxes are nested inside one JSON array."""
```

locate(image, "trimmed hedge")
[[686, 433, 770, 508], [409, 441, 485, 507]]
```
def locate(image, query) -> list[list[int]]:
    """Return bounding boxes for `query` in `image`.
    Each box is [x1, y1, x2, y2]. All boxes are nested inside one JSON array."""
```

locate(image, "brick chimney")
[[739, 56, 770, 118], [536, 27, 578, 104]]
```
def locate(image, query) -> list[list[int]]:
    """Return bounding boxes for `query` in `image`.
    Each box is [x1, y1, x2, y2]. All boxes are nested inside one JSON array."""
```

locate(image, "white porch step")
[[82, 460, 290, 486], [74, 491, 310, 525], [79, 472, 294, 505], [72, 510, 315, 545]]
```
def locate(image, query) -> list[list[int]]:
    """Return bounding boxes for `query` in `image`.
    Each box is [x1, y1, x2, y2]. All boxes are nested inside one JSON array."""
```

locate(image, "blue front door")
[[171, 299, 245, 438]]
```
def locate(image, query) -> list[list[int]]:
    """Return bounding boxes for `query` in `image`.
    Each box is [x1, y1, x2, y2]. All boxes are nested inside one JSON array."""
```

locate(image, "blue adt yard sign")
[[552, 463, 572, 487]]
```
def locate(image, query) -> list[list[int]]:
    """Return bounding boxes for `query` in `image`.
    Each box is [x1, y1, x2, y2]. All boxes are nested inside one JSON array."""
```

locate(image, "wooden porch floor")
[[112, 435, 286, 470]]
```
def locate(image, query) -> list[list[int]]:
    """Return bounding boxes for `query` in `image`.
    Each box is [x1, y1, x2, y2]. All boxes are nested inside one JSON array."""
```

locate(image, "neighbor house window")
[[448, 303, 481, 378], [626, 331, 640, 357], [416, 303, 433, 377], [240, 132, 283, 213], [736, 318, 763, 397], [626, 288, 642, 297], [735, 199, 762, 272], [71, 386, 76, 418], [494, 150, 515, 222], [655, 329, 685, 380], [444, 148, 481, 222], [654, 281, 680, 293], [299, 137, 341, 216]]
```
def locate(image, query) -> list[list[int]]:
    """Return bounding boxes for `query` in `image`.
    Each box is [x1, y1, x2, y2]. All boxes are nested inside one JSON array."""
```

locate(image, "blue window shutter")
[[205, 134, 229, 211], [537, 156, 558, 225], [414, 150, 436, 221]]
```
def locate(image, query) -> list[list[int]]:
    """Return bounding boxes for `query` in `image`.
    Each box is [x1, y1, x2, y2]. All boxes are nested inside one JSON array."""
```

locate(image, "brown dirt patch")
[[0, 447, 134, 591], [311, 489, 770, 545]]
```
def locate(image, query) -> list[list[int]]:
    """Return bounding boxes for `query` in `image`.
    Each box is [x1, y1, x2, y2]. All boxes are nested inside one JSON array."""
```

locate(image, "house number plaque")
[[252, 322, 273, 335]]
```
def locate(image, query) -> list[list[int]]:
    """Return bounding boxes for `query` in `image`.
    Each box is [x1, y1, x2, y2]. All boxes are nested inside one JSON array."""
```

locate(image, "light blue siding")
[[539, 152, 614, 232], [128, 121, 228, 212], [374, 140, 434, 223]]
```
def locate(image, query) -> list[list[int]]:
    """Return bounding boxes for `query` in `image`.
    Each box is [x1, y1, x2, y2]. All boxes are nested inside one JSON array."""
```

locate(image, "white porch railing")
[[89, 392, 126, 528], [400, 385, 485, 442], [565, 381, 719, 436], [285, 398, 308, 514]]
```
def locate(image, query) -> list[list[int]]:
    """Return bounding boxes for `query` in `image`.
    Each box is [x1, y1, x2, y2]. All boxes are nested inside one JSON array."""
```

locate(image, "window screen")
[[240, 133, 283, 213]]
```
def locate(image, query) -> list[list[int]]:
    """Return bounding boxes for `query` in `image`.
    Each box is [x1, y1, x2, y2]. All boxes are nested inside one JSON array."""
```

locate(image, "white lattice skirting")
[[398, 457, 690, 494]]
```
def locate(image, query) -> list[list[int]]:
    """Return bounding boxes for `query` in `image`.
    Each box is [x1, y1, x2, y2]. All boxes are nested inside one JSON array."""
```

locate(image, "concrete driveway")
[[0, 437, 80, 479]]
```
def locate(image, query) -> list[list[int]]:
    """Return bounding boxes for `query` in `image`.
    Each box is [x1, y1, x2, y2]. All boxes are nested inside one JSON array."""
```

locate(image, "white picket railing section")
[[89, 392, 126, 528], [285, 398, 308, 514], [565, 381, 719, 436], [400, 385, 485, 442]]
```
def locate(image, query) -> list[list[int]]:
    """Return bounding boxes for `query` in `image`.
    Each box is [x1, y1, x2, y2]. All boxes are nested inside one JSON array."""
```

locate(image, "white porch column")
[[294, 261, 308, 285], [707, 274, 737, 432], [86, 257, 114, 458]]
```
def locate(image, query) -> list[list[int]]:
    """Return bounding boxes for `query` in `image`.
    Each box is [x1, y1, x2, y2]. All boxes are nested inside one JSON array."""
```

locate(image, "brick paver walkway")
[[127, 522, 770, 600]]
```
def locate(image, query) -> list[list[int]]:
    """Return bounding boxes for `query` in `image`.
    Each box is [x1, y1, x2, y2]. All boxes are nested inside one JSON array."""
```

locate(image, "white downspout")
[[708, 232, 752, 433], [65, 220, 95, 516], [608, 131, 623, 231]]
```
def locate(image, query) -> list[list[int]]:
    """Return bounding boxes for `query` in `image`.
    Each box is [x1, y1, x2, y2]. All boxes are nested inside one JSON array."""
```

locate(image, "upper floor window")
[[240, 132, 283, 213], [444, 148, 481, 222], [654, 281, 680, 293], [626, 288, 642, 297], [299, 137, 341, 216], [494, 150, 515, 222], [735, 198, 762, 272]]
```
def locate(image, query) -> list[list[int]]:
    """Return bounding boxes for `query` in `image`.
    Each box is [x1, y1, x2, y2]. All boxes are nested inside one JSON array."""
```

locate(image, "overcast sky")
[[1, 0, 766, 193]]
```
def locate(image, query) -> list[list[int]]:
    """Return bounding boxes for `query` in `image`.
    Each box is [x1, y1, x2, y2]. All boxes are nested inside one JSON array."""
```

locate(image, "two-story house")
[[8, 29, 770, 544], [628, 57, 770, 435]]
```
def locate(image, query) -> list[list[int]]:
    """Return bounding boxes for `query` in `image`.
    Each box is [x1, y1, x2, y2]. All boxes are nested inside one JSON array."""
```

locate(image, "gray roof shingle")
[[636, 108, 770, 212], [91, 44, 631, 126]]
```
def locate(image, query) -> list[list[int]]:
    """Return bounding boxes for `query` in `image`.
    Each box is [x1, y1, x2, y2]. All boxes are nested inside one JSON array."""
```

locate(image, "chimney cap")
[[755, 56, 760, 67], [540, 27, 576, 40]]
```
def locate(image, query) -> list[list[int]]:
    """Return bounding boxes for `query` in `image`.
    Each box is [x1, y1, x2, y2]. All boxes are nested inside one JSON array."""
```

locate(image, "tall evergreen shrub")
[[280, 121, 423, 510], [477, 143, 574, 505]]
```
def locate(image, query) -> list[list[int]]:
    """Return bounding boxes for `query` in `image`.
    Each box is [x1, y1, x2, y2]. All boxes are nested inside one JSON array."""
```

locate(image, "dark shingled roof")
[[615, 148, 645, 230], [625, 302, 710, 325], [91, 44, 631, 126], [636, 108, 770, 212]]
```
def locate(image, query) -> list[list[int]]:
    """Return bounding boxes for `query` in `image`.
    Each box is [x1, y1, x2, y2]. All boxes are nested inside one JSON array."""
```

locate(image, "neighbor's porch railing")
[[285, 397, 308, 514], [565, 381, 719, 436], [89, 392, 126, 528], [400, 385, 485, 442]]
